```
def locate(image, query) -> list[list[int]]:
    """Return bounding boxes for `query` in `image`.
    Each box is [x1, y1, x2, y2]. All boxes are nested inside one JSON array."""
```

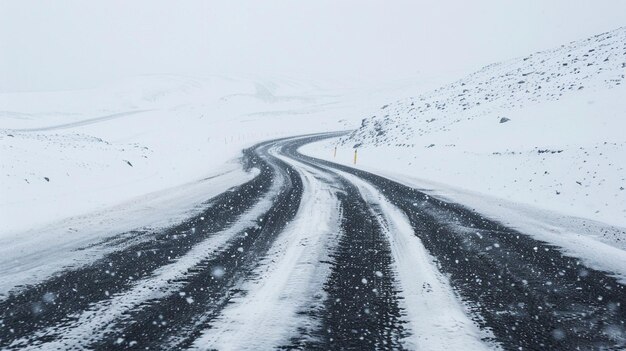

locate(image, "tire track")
[[276, 143, 408, 349], [89, 146, 303, 350], [339, 171, 493, 350], [301, 178, 407, 349], [191, 156, 342, 350]]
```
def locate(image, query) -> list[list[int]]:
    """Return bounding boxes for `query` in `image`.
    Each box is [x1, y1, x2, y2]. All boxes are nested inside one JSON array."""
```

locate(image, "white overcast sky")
[[1, 0, 625, 91]]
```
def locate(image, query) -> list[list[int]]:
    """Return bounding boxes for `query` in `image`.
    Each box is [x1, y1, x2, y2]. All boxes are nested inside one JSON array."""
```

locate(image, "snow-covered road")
[[1, 133, 624, 350]]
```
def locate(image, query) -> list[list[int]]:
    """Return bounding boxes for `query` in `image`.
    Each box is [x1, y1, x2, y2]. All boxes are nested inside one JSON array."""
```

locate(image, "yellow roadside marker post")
[[353, 149, 358, 165]]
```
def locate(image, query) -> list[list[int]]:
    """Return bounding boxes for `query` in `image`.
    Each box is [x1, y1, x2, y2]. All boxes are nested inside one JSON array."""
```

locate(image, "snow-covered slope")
[[344, 27, 625, 147], [308, 27, 626, 227]]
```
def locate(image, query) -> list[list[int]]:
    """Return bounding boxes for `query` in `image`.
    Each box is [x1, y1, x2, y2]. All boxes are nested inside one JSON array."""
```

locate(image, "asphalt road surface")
[[1, 133, 624, 350]]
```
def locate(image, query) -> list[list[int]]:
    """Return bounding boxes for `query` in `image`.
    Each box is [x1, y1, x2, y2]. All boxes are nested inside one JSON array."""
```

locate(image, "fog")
[[1, 0, 625, 92]]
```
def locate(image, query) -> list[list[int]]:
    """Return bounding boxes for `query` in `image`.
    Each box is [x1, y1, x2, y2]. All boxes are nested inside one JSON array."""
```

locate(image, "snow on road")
[[9, 170, 284, 350], [194, 146, 341, 350], [334, 170, 495, 350]]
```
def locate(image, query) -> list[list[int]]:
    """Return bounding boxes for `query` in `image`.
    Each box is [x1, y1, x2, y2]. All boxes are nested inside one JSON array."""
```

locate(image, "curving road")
[[0, 133, 624, 350]]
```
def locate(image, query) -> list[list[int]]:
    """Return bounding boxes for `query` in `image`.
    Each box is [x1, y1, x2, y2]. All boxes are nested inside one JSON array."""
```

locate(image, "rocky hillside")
[[344, 27, 626, 147]]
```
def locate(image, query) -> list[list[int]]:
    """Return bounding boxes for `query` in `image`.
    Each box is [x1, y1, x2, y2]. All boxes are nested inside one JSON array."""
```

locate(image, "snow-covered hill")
[[344, 27, 625, 146], [307, 27, 626, 227]]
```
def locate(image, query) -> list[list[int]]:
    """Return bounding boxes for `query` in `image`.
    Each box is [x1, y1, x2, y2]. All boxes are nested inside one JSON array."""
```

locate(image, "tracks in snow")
[[1, 133, 625, 350]]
